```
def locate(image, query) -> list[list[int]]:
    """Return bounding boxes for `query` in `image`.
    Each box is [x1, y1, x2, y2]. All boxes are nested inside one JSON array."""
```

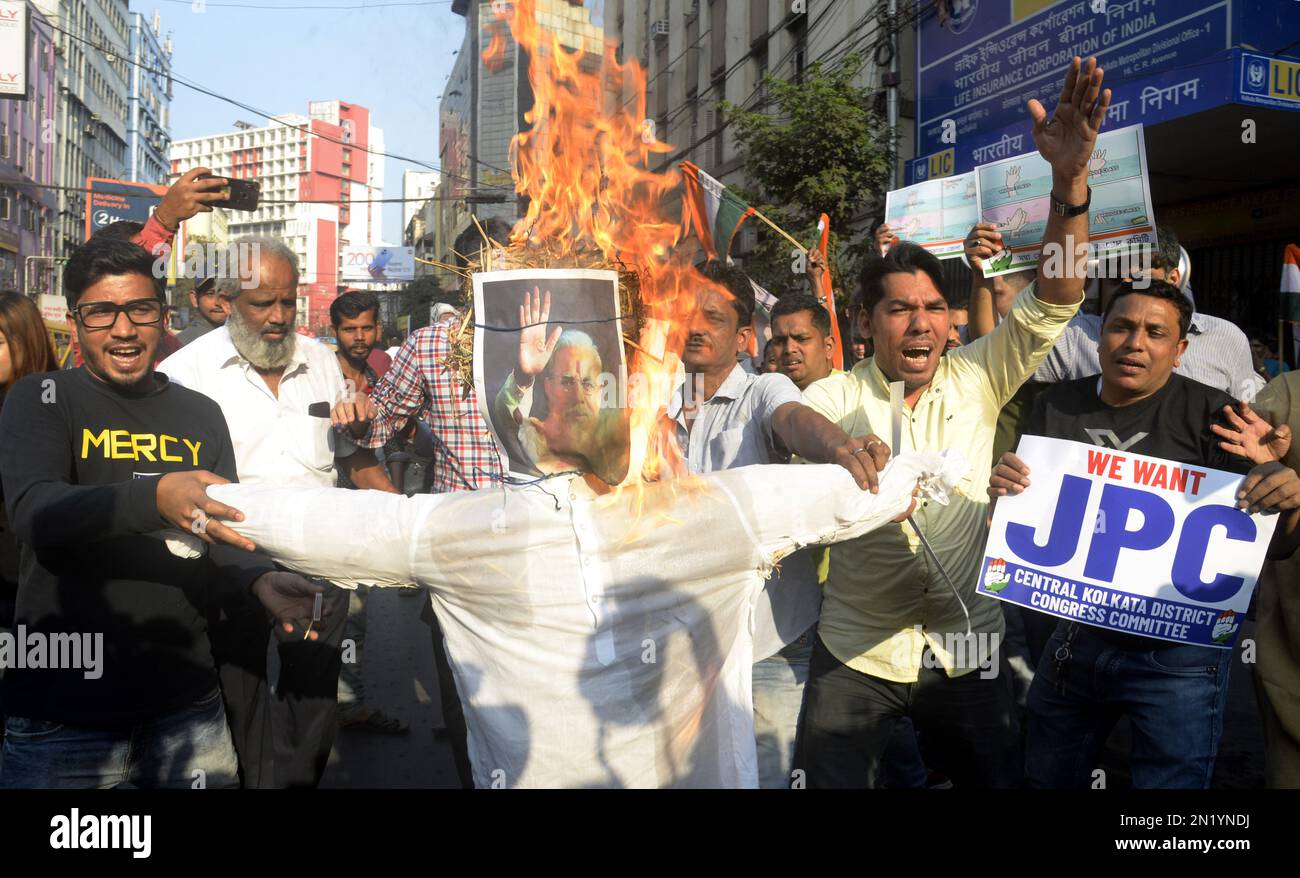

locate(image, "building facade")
[[169, 100, 386, 334], [401, 169, 439, 240], [0, 1, 58, 293], [126, 9, 171, 185], [907, 0, 1300, 340], [605, 0, 916, 260], [436, 0, 605, 274], [34, 0, 133, 258]]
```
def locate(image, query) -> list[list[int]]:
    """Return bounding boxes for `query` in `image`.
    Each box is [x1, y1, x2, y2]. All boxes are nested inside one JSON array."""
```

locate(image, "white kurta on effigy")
[[209, 452, 966, 788]]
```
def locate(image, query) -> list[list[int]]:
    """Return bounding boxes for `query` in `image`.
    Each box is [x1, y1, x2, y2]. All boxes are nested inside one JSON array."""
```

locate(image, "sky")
[[133, 0, 467, 240]]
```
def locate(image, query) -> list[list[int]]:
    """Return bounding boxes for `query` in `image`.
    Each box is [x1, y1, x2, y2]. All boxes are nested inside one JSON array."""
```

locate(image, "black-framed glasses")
[[74, 298, 166, 329]]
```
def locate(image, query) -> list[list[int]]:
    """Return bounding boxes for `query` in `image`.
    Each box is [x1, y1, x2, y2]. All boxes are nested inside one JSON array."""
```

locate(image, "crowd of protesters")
[[1, 57, 1299, 789]]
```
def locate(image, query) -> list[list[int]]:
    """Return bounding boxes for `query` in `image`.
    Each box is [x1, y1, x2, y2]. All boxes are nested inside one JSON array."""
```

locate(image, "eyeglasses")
[[74, 298, 166, 329]]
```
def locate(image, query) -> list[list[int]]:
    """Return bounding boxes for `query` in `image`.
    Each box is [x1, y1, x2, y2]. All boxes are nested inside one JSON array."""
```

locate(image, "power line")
[[0, 178, 503, 204], [155, 0, 450, 8], [44, 20, 515, 192], [624, 26, 711, 111]]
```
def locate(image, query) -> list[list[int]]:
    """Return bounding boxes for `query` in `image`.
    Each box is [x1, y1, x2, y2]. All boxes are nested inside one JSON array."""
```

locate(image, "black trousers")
[[208, 586, 275, 788], [796, 635, 1022, 789], [270, 583, 348, 788]]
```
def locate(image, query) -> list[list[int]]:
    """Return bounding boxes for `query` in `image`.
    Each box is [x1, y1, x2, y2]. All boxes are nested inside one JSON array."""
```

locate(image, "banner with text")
[[917, 0, 1233, 158], [0, 0, 27, 100], [978, 435, 1277, 649], [341, 245, 415, 282]]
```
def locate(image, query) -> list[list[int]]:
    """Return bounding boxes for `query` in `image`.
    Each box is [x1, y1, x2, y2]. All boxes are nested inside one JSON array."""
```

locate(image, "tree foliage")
[[723, 53, 895, 301]]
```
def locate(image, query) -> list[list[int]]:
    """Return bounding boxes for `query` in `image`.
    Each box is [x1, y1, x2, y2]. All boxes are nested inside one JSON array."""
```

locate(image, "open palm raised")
[[517, 286, 563, 386], [1027, 56, 1112, 180]]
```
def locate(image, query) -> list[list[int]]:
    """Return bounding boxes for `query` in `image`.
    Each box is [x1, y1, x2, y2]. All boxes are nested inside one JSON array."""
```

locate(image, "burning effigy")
[[205, 0, 968, 787], [447, 0, 716, 487]]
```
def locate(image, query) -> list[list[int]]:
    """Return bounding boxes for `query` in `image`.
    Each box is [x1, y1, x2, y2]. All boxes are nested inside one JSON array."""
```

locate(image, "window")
[[710, 0, 727, 76], [655, 39, 669, 119], [750, 0, 769, 46], [0, 192, 10, 221]]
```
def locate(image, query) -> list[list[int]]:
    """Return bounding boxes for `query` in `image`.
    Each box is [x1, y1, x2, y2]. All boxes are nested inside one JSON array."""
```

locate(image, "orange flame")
[[482, 22, 506, 73], [486, 0, 725, 490]]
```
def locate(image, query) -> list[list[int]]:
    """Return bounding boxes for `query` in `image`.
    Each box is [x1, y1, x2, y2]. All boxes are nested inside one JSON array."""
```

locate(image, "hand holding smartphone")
[[196, 173, 261, 212]]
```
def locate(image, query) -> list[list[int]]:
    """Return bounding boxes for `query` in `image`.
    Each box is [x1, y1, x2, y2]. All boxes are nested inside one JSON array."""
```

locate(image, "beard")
[[227, 306, 296, 370]]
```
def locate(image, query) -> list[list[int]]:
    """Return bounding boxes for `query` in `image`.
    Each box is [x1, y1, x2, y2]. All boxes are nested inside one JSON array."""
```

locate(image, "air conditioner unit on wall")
[[652, 20, 670, 40]]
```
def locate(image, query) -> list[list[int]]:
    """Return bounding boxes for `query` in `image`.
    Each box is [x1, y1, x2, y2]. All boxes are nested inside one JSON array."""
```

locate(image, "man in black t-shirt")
[[990, 280, 1300, 788], [0, 238, 326, 789]]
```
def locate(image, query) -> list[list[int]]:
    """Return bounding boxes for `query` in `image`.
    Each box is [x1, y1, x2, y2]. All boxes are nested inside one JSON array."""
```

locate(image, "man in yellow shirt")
[[796, 57, 1108, 788]]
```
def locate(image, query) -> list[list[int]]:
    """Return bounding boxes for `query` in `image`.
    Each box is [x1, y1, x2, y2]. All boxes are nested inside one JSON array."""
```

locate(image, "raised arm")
[[1030, 57, 1110, 307], [965, 223, 1005, 340]]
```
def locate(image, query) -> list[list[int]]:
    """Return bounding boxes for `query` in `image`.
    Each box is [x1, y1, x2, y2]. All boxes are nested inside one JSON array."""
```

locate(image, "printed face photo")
[[473, 269, 630, 484]]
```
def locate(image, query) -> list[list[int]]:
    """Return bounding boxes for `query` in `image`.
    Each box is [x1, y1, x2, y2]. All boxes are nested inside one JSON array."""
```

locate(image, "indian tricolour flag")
[[681, 161, 755, 262], [749, 278, 779, 364], [1283, 244, 1300, 366]]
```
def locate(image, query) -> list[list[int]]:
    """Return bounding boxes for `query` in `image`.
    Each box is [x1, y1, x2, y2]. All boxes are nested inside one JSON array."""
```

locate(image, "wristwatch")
[[1049, 186, 1091, 217]]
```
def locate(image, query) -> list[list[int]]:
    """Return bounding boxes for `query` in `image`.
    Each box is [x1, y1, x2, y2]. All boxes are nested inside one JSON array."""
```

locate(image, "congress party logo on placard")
[[977, 435, 1278, 649]]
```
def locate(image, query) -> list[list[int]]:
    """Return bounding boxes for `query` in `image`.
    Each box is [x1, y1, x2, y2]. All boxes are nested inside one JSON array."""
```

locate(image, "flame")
[[484, 0, 726, 491], [482, 22, 506, 73]]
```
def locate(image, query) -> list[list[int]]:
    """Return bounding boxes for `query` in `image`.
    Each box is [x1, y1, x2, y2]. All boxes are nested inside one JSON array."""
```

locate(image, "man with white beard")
[[160, 236, 397, 787]]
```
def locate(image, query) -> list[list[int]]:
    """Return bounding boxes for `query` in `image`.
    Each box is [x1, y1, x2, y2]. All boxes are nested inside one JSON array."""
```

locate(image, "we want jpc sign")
[[979, 435, 1278, 649]]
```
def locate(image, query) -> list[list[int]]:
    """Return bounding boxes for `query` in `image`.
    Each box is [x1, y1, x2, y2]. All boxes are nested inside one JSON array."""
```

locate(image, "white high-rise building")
[[170, 100, 385, 333], [401, 170, 440, 240]]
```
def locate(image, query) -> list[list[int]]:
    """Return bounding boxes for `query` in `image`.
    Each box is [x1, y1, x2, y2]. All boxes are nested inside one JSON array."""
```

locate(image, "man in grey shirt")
[[666, 260, 892, 789], [1035, 227, 1264, 401]]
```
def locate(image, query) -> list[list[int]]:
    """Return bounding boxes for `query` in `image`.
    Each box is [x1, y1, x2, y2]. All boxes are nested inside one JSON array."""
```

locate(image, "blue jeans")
[[1026, 622, 1233, 789], [752, 626, 814, 789], [0, 689, 240, 789]]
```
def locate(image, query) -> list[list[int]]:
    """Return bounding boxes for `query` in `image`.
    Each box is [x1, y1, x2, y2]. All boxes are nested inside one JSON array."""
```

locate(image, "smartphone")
[[196, 173, 261, 212]]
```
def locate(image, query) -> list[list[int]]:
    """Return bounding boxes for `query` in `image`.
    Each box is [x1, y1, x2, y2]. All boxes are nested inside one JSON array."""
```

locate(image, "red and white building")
[[169, 100, 385, 333]]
